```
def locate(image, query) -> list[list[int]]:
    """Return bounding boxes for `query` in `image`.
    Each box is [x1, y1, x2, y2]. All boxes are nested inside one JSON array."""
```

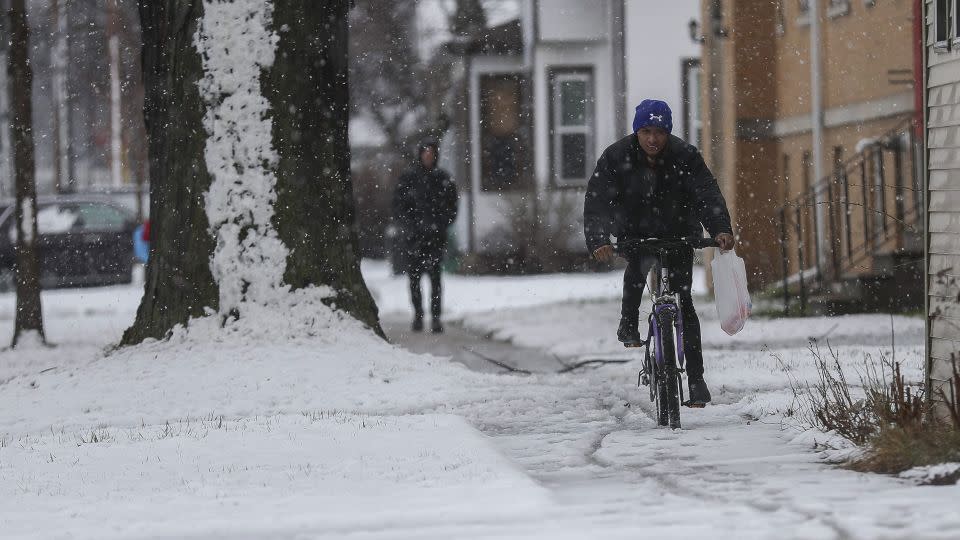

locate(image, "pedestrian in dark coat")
[[583, 99, 734, 404], [392, 138, 459, 333]]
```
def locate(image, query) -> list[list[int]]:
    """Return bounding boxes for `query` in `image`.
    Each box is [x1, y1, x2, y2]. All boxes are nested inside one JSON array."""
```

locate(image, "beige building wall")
[[702, 0, 916, 288]]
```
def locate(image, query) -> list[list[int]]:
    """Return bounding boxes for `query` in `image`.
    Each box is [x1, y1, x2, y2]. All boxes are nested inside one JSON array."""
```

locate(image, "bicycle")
[[613, 236, 719, 429]]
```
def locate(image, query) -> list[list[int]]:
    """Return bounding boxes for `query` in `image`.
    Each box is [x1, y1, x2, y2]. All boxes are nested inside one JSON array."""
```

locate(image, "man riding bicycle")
[[583, 99, 735, 405]]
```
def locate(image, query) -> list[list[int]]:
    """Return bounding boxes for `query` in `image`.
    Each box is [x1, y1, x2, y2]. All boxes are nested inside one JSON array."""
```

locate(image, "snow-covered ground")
[[0, 263, 955, 539]]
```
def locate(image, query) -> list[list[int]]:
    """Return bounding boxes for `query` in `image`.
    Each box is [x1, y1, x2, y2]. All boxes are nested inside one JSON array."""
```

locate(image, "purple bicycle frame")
[[650, 302, 685, 369]]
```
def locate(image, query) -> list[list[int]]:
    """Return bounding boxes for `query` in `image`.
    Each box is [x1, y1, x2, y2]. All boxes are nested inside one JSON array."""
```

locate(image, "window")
[[550, 69, 594, 186], [797, 0, 811, 26], [76, 203, 129, 232], [934, 0, 950, 52], [775, 0, 787, 35], [827, 0, 850, 18], [681, 58, 702, 150], [479, 73, 529, 192]]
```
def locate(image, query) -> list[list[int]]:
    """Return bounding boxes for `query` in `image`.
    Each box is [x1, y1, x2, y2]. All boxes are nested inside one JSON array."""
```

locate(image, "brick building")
[[699, 0, 923, 311]]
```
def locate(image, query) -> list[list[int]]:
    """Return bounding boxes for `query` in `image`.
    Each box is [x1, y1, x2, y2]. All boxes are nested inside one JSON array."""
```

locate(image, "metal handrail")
[[776, 118, 922, 315]]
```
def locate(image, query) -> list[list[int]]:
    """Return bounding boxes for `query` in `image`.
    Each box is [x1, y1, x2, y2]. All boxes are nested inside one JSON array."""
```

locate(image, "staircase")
[[774, 119, 924, 315]]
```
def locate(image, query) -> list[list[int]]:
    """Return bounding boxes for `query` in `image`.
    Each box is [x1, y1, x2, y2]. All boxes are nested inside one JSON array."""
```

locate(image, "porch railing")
[[775, 119, 923, 315]]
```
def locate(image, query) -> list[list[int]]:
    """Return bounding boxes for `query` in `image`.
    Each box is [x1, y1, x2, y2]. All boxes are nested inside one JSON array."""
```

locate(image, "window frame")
[[548, 67, 595, 188], [934, 0, 950, 53], [775, 0, 787, 36], [952, 0, 960, 49]]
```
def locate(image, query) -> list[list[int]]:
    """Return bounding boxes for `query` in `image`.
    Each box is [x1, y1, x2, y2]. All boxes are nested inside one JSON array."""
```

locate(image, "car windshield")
[[36, 205, 81, 234]]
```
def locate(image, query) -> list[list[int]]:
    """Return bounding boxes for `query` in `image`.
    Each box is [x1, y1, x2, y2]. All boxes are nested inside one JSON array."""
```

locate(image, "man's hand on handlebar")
[[715, 233, 735, 251], [593, 245, 615, 263]]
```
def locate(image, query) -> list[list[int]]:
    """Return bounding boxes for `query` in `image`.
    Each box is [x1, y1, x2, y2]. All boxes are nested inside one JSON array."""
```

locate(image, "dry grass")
[[851, 425, 960, 474], [790, 344, 960, 475]]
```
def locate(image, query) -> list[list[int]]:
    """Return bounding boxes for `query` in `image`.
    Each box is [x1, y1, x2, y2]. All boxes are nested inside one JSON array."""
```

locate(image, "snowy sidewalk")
[[377, 264, 954, 539], [0, 264, 955, 539]]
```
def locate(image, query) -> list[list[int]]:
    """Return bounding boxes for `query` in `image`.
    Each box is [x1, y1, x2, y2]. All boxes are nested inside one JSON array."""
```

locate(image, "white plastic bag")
[[711, 250, 752, 336]]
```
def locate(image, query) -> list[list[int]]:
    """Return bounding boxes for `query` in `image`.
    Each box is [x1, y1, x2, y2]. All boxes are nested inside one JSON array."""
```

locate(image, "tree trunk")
[[8, 0, 45, 347], [123, 0, 382, 344], [121, 0, 218, 345], [268, 0, 382, 334]]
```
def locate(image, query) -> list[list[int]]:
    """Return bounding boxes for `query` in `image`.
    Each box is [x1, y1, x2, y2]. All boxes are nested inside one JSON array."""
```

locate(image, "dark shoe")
[[431, 318, 443, 333], [687, 378, 712, 405], [412, 316, 424, 332], [617, 319, 644, 347]]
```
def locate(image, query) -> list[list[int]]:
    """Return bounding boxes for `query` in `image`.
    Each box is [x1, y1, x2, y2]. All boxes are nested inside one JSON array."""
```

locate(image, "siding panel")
[[931, 295, 960, 320], [929, 192, 960, 212], [930, 338, 960, 366], [929, 170, 960, 190], [929, 253, 960, 273], [930, 211, 960, 232], [929, 272, 960, 297]]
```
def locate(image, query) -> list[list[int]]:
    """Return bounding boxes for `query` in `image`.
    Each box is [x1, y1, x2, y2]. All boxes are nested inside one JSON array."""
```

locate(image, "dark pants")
[[622, 247, 705, 380], [409, 262, 442, 320], [404, 232, 446, 320]]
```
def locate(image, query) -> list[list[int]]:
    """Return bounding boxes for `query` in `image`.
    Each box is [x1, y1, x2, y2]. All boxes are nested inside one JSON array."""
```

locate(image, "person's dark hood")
[[417, 138, 440, 166]]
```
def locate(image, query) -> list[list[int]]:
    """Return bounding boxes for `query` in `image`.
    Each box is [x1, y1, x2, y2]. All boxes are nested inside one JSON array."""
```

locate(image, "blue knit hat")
[[633, 100, 673, 134]]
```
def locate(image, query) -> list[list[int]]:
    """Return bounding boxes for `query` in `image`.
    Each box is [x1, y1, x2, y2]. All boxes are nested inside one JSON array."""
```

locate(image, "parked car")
[[0, 195, 139, 292]]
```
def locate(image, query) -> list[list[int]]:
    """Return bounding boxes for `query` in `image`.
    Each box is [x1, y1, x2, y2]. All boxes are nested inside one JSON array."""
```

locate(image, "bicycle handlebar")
[[613, 236, 720, 254]]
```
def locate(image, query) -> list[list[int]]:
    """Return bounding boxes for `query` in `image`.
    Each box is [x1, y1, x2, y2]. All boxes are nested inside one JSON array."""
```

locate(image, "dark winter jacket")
[[583, 134, 733, 253], [392, 145, 459, 261]]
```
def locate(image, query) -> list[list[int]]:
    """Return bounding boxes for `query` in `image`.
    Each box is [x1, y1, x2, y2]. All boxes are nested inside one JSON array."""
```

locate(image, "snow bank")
[[1, 413, 549, 539], [899, 463, 960, 485]]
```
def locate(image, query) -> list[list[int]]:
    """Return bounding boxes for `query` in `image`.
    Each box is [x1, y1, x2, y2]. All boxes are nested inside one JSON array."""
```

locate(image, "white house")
[[446, 1, 702, 269]]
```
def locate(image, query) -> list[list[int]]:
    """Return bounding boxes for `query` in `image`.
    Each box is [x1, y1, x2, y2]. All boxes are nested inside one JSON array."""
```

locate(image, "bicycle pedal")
[[682, 401, 707, 409]]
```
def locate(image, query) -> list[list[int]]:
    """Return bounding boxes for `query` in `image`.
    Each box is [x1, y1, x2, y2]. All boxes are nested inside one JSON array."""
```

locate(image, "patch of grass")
[[79, 427, 113, 444], [851, 426, 960, 474], [788, 344, 960, 476]]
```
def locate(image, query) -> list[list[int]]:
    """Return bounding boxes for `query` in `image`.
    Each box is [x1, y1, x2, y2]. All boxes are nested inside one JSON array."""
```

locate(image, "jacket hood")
[[417, 138, 440, 164]]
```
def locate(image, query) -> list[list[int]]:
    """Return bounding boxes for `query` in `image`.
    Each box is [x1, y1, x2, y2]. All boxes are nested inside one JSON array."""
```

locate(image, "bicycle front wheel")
[[655, 314, 682, 429]]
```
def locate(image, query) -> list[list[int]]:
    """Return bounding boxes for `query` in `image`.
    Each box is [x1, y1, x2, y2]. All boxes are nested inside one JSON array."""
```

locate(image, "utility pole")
[[51, 0, 72, 193], [0, 0, 11, 200], [810, 0, 827, 280], [107, 0, 123, 189]]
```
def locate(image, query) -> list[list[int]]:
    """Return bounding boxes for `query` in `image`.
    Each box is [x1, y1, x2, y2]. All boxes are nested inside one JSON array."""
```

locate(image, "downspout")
[[612, 0, 627, 134], [918, 0, 932, 402], [810, 0, 827, 281], [465, 53, 476, 255], [526, 0, 539, 263], [913, 0, 924, 137]]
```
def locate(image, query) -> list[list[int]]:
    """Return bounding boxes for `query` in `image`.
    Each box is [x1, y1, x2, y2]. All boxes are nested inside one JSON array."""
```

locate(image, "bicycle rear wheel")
[[655, 314, 682, 429]]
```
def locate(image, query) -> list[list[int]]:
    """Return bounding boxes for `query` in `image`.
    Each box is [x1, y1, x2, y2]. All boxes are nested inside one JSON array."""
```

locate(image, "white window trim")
[[550, 70, 594, 187]]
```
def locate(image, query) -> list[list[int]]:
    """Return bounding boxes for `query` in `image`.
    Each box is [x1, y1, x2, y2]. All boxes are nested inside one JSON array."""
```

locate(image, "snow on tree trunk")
[[194, 0, 288, 314], [8, 0, 46, 348], [123, 0, 382, 345]]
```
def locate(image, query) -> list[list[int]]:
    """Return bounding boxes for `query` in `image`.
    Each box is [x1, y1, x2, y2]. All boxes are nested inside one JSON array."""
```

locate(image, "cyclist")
[[583, 99, 734, 405]]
